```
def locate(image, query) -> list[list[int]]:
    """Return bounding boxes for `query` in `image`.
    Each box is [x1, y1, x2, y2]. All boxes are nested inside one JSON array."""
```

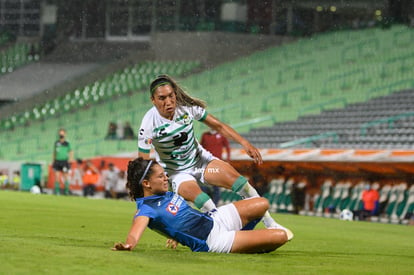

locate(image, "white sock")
[[262, 211, 286, 229], [236, 182, 285, 229], [200, 198, 217, 212], [237, 182, 260, 199]]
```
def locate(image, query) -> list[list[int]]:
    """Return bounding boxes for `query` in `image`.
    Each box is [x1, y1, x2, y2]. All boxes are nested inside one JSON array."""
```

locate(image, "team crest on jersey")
[[166, 203, 179, 215], [144, 138, 152, 145], [182, 114, 191, 124], [176, 113, 191, 125]]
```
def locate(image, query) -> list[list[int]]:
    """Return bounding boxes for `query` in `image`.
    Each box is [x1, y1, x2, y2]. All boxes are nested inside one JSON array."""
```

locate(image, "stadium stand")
[[0, 42, 39, 76], [0, 60, 201, 162], [2, 25, 414, 152], [242, 89, 414, 149]]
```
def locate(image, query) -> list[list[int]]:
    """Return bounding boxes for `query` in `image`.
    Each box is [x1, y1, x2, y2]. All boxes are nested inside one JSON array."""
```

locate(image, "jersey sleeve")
[[135, 204, 156, 219], [137, 113, 154, 154], [189, 105, 208, 122]]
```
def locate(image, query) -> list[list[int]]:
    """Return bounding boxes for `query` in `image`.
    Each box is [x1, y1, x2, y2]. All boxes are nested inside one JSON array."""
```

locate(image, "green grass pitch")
[[1, 191, 413, 274]]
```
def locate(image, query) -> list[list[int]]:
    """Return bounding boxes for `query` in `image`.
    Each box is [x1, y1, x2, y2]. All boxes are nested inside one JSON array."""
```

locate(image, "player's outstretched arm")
[[112, 216, 150, 251], [203, 114, 262, 164]]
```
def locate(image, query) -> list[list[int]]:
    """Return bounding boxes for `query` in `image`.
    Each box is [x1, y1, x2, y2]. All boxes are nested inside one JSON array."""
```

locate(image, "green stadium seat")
[[267, 177, 285, 212], [400, 184, 414, 223], [389, 183, 408, 223], [338, 181, 352, 211], [328, 181, 345, 214], [380, 184, 401, 223], [313, 179, 333, 216], [277, 178, 294, 213], [347, 181, 364, 212]]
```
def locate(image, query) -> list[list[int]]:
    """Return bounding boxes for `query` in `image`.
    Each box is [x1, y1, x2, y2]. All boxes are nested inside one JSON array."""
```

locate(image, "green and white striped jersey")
[[138, 105, 208, 172]]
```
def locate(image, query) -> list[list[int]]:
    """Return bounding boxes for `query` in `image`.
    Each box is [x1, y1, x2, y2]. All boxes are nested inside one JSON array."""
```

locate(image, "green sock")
[[231, 176, 259, 198], [54, 181, 60, 195], [194, 192, 216, 212], [64, 181, 70, 195]]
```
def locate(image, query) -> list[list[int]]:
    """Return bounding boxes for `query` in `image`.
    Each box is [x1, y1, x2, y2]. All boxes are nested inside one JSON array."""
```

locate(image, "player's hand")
[[111, 242, 132, 251], [166, 239, 178, 249], [244, 144, 263, 165]]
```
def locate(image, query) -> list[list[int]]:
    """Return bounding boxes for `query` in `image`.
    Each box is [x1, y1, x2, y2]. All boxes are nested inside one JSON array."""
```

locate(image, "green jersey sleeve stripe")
[[138, 147, 151, 154], [198, 110, 208, 121]]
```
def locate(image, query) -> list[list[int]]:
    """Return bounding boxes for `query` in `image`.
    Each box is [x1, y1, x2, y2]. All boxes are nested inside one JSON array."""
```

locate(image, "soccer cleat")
[[283, 228, 294, 241]]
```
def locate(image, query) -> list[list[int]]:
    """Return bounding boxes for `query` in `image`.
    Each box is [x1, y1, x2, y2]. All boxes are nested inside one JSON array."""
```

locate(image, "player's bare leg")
[[54, 170, 61, 195], [177, 180, 216, 212], [229, 198, 288, 253], [231, 229, 287, 253]]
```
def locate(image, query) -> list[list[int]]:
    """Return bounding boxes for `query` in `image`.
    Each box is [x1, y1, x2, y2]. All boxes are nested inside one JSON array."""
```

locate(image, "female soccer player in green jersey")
[[137, 75, 292, 239]]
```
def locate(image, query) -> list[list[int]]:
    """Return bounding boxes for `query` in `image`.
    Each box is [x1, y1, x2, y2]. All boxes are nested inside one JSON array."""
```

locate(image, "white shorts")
[[169, 147, 217, 193], [206, 203, 242, 253]]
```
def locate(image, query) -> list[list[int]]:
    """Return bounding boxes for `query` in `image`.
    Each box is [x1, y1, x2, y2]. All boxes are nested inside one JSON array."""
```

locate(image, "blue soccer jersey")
[[135, 191, 214, 252]]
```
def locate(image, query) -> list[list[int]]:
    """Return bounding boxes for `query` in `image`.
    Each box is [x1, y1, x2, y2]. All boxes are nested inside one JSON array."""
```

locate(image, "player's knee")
[[258, 197, 270, 211], [253, 197, 269, 211], [245, 197, 269, 216], [270, 229, 288, 245]]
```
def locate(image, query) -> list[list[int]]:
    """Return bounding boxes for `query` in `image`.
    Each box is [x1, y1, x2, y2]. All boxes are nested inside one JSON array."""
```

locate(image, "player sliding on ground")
[[112, 158, 290, 253], [138, 74, 293, 239]]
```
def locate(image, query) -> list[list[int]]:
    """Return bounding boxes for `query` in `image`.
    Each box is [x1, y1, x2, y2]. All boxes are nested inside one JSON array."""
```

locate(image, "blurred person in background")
[[52, 128, 73, 195], [116, 120, 124, 140], [11, 171, 21, 190], [82, 160, 100, 197], [123, 121, 135, 140], [70, 159, 83, 189], [102, 162, 120, 199], [112, 170, 128, 199], [105, 122, 117, 140], [358, 183, 379, 221], [0, 170, 9, 189]]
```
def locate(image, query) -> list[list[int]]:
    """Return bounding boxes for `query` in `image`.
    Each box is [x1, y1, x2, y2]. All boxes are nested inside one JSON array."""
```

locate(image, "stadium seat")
[[389, 182, 408, 223], [267, 177, 285, 213], [328, 181, 345, 216], [338, 181, 352, 211], [314, 179, 333, 216], [277, 178, 294, 213], [347, 181, 364, 212], [400, 184, 414, 224], [380, 183, 403, 223]]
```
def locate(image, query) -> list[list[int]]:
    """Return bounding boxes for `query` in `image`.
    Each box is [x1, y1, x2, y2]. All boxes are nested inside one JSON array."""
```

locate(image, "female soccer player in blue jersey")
[[112, 158, 289, 253], [137, 74, 292, 238]]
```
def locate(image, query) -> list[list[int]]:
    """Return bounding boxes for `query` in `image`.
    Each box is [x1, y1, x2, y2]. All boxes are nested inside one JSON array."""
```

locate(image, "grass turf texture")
[[1, 191, 413, 275]]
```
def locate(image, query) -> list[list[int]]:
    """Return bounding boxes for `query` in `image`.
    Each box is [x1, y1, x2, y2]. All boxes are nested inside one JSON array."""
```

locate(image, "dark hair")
[[126, 157, 157, 200], [149, 74, 206, 108]]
